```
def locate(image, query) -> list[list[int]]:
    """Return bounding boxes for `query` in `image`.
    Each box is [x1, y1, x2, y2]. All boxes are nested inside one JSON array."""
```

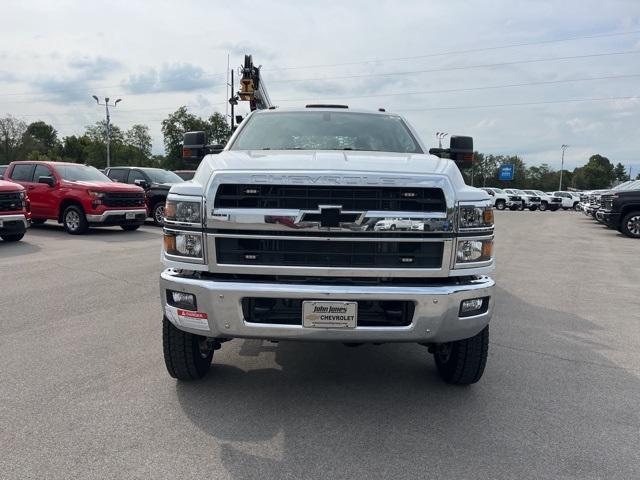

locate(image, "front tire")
[[62, 205, 88, 234], [529, 205, 538, 211], [163, 316, 214, 380], [1, 233, 24, 242], [620, 211, 640, 238], [434, 326, 489, 385], [121, 224, 140, 231], [152, 202, 165, 227], [495, 200, 506, 210], [573, 202, 580, 211], [539, 202, 547, 211], [517, 202, 524, 211]]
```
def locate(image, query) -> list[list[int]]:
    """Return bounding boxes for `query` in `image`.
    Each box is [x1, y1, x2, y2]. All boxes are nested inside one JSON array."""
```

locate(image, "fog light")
[[459, 297, 488, 317], [167, 290, 197, 310]]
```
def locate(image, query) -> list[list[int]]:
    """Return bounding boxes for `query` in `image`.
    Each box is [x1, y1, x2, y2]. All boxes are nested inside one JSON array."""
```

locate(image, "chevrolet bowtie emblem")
[[301, 206, 359, 228]]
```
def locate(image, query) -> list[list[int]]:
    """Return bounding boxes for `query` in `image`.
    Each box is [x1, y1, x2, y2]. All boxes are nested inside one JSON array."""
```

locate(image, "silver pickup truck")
[[160, 107, 495, 385]]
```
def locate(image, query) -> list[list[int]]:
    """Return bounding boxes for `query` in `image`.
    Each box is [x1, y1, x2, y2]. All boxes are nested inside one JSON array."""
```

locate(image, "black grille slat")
[[0, 192, 23, 212], [102, 192, 145, 208], [215, 185, 446, 212], [216, 238, 443, 268], [242, 298, 415, 327]]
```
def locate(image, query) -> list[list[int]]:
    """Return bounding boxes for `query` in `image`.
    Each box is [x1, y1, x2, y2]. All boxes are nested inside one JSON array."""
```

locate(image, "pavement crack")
[[492, 341, 640, 373]]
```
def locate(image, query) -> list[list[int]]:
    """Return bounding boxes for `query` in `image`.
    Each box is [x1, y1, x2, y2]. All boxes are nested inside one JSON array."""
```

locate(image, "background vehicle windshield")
[[144, 169, 182, 184], [492, 188, 504, 193], [231, 111, 422, 153], [57, 165, 110, 182]]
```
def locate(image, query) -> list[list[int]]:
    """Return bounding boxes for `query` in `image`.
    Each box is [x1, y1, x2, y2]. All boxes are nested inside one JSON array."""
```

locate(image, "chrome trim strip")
[[85, 209, 146, 222]]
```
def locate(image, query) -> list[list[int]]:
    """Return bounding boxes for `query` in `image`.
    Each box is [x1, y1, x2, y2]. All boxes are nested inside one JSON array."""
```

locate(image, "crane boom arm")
[[237, 54, 272, 111]]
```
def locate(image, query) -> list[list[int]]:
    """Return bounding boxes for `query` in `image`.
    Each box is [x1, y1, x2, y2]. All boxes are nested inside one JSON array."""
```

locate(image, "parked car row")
[[480, 187, 580, 211], [0, 161, 196, 242], [579, 180, 640, 238]]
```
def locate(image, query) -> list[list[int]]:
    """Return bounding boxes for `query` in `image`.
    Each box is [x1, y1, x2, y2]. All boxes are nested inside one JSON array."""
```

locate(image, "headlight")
[[165, 199, 202, 224], [458, 206, 493, 229], [88, 190, 106, 198], [456, 239, 493, 263], [164, 231, 204, 259]]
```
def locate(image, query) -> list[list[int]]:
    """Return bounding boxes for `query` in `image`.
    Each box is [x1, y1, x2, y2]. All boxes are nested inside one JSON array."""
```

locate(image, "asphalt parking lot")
[[1, 212, 639, 480]]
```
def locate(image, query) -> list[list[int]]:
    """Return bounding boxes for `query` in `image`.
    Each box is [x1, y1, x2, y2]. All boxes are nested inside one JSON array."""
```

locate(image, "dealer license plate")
[[302, 301, 357, 328], [125, 212, 136, 220]]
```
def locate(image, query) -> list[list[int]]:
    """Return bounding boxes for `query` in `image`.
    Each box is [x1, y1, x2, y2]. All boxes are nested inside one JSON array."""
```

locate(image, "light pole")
[[559, 144, 569, 191], [92, 96, 121, 168]]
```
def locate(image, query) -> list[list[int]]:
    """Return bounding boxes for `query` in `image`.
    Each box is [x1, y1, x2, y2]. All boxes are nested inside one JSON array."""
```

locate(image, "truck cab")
[[160, 107, 495, 385], [5, 161, 147, 234]]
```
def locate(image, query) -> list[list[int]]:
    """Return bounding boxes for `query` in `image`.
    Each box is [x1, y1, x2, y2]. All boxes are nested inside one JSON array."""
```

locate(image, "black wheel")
[[434, 326, 489, 385], [517, 202, 524, 211], [121, 224, 140, 231], [495, 200, 506, 210], [163, 316, 214, 380], [390, 224, 396, 230], [509, 205, 518, 211], [62, 205, 88, 234], [620, 211, 640, 238], [31, 219, 46, 225], [539, 202, 547, 211], [573, 202, 580, 211], [529, 205, 538, 211], [1, 233, 24, 242], [152, 202, 165, 226]]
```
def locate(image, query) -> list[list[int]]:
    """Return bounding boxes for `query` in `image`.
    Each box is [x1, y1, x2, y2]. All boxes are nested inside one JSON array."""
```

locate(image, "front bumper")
[[0, 213, 29, 235], [598, 211, 620, 227], [86, 209, 146, 226], [160, 270, 495, 344]]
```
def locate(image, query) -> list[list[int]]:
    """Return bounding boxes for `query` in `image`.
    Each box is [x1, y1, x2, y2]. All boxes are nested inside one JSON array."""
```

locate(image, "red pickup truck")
[[0, 179, 31, 242], [5, 161, 146, 234]]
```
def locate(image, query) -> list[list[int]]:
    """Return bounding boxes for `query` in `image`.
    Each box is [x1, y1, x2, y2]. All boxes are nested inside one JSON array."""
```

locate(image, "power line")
[[398, 95, 638, 112], [274, 73, 640, 102], [263, 29, 640, 71], [268, 50, 640, 84]]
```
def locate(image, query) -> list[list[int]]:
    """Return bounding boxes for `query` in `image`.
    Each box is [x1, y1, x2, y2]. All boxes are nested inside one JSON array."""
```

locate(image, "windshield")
[[523, 190, 536, 195], [231, 111, 422, 153], [144, 169, 182, 184], [492, 188, 504, 193], [57, 165, 111, 182]]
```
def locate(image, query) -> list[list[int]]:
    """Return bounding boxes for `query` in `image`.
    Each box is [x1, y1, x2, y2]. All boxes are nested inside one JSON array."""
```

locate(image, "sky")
[[1, 0, 640, 175]]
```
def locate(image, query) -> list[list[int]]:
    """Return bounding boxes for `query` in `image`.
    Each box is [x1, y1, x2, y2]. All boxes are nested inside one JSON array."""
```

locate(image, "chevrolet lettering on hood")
[[250, 174, 414, 186]]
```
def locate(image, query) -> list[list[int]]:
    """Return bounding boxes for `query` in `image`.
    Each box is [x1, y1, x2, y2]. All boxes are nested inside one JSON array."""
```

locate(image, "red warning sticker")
[[177, 310, 208, 320]]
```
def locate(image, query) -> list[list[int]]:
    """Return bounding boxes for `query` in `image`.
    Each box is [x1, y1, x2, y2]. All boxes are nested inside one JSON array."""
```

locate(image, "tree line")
[[0, 107, 230, 170], [1, 109, 637, 190], [462, 152, 638, 191]]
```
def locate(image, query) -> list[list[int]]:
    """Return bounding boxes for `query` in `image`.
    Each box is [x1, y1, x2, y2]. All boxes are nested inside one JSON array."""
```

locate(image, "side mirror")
[[429, 135, 474, 170], [134, 179, 149, 189], [38, 176, 55, 187], [235, 115, 244, 124], [183, 131, 208, 167]]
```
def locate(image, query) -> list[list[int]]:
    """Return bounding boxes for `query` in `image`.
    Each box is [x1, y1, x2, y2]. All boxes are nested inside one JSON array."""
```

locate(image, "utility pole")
[[558, 144, 569, 191], [92, 96, 121, 168]]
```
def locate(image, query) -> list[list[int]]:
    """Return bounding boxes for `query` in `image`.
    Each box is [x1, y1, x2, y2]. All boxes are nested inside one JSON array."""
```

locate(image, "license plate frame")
[[302, 301, 357, 329]]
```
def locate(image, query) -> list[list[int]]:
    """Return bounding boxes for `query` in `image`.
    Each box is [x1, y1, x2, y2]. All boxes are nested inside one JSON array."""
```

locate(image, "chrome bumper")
[[160, 269, 495, 343], [0, 213, 29, 228], [85, 209, 147, 223]]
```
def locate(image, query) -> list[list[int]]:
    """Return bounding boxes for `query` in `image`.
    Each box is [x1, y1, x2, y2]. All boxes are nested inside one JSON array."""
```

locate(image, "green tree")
[[24, 121, 58, 149], [0, 115, 27, 163], [161, 107, 231, 169], [125, 124, 152, 166], [613, 162, 627, 182], [572, 154, 615, 190]]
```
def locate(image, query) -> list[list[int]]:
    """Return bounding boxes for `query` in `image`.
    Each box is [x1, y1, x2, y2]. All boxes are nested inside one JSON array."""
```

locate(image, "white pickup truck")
[[160, 106, 495, 385], [480, 187, 521, 210]]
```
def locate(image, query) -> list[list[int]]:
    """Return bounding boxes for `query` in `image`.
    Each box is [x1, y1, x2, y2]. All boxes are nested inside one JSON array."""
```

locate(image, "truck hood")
[[64, 180, 143, 192], [172, 150, 490, 202], [0, 179, 24, 192]]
